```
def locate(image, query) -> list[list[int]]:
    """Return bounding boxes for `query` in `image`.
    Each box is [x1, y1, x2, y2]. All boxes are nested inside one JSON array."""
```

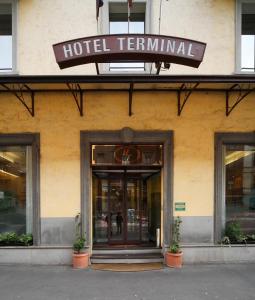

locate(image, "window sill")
[[0, 71, 19, 76], [233, 71, 255, 75]]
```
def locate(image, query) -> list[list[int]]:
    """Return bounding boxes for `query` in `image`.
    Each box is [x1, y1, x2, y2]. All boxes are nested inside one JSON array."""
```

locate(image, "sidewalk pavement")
[[0, 263, 254, 300]]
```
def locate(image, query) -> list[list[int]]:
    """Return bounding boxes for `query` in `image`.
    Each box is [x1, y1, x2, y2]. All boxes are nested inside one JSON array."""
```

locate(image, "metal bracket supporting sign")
[[67, 83, 84, 116], [0, 83, 35, 117], [177, 82, 199, 116], [226, 84, 255, 116]]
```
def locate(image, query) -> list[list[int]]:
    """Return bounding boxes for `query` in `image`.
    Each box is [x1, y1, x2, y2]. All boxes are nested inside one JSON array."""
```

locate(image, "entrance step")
[[91, 248, 163, 264]]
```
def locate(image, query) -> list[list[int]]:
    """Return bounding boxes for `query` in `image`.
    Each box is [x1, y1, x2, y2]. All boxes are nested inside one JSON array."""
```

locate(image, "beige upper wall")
[[16, 0, 235, 75]]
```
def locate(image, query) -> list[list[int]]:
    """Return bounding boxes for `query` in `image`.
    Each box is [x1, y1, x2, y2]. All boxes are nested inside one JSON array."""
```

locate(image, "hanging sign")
[[53, 34, 206, 69]]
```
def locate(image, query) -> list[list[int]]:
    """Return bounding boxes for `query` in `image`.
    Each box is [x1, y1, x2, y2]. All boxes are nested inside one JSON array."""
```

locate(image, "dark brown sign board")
[[53, 34, 206, 69]]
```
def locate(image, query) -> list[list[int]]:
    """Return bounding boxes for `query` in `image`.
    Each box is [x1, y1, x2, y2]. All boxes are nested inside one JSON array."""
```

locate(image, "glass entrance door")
[[93, 170, 161, 246], [108, 178, 124, 243]]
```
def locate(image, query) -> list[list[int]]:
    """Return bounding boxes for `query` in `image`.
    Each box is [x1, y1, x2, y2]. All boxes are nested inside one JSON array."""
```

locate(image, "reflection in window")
[[241, 3, 255, 72], [109, 2, 145, 71], [0, 3, 12, 72], [225, 145, 255, 234], [0, 146, 33, 234]]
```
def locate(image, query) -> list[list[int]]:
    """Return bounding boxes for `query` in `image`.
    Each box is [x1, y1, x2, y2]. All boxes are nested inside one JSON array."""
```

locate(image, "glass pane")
[[109, 179, 124, 242], [241, 4, 255, 72], [126, 178, 140, 241], [92, 176, 108, 243], [0, 146, 32, 234], [146, 172, 161, 243], [225, 145, 255, 235], [92, 145, 163, 166], [0, 4, 12, 71], [241, 35, 255, 71], [109, 2, 145, 71]]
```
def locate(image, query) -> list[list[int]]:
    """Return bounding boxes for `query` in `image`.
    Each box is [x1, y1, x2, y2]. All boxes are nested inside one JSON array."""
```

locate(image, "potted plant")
[[72, 213, 89, 269], [165, 216, 183, 268]]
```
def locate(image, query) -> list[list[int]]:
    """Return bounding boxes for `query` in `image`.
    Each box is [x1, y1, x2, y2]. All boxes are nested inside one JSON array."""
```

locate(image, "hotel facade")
[[0, 0, 255, 264]]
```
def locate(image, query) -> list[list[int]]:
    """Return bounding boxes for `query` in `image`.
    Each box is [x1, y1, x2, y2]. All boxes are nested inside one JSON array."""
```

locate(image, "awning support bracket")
[[129, 83, 134, 116], [226, 84, 254, 116], [67, 83, 84, 116], [177, 83, 199, 116], [95, 63, 99, 75], [0, 83, 35, 117]]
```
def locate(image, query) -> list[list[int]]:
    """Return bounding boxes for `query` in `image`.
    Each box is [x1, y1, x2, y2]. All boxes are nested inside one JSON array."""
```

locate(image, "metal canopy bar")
[[95, 63, 99, 75], [177, 82, 199, 116], [155, 62, 162, 75], [1, 75, 255, 85], [66, 83, 84, 116], [0, 83, 35, 117], [226, 84, 255, 116], [129, 83, 134, 116]]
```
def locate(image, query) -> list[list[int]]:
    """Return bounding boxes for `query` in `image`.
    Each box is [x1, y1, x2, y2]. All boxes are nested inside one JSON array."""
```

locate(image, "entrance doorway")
[[92, 169, 161, 246], [81, 130, 173, 249]]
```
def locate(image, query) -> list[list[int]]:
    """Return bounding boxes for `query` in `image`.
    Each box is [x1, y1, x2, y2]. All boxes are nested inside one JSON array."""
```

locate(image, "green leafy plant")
[[73, 213, 86, 254], [0, 232, 33, 246], [18, 234, 33, 246], [73, 237, 86, 254], [247, 234, 255, 241], [225, 221, 247, 244], [169, 217, 182, 253]]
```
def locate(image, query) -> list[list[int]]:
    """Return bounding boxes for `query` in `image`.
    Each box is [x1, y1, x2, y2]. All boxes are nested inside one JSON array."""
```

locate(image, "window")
[[225, 144, 255, 235], [0, 0, 16, 73], [0, 146, 33, 234], [109, 2, 146, 71], [101, 0, 150, 72], [237, 0, 255, 73], [0, 134, 40, 244], [215, 133, 255, 242]]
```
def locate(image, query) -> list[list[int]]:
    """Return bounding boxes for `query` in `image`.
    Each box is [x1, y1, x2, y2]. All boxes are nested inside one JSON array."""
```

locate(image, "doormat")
[[91, 263, 163, 272]]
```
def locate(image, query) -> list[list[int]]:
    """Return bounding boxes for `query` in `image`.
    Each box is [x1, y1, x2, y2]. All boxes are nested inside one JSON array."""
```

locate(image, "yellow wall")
[[17, 0, 235, 75], [0, 91, 254, 218]]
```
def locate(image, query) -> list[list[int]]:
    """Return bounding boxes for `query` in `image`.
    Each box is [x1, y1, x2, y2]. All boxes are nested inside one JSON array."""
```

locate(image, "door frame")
[[81, 128, 173, 250]]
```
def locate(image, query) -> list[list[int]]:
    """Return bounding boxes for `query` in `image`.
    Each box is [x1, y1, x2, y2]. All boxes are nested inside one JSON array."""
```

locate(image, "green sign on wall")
[[175, 202, 186, 211]]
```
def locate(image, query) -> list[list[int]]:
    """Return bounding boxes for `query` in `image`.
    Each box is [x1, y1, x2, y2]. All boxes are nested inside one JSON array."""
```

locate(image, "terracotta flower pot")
[[165, 251, 183, 268], [72, 252, 89, 269]]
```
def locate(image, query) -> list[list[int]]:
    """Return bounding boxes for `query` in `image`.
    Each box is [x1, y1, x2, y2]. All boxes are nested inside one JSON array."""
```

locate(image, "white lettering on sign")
[[83, 40, 91, 53], [147, 38, 159, 51], [102, 39, 110, 52], [127, 37, 135, 50], [187, 43, 194, 57], [166, 40, 176, 53], [93, 39, 102, 53], [73, 42, 83, 56], [117, 37, 125, 50], [136, 37, 145, 51], [58, 37, 203, 62], [177, 42, 185, 55], [160, 39, 165, 52], [63, 44, 73, 58]]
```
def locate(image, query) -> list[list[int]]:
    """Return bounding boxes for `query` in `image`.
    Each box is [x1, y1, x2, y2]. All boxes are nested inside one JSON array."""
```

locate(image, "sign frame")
[[53, 34, 206, 69]]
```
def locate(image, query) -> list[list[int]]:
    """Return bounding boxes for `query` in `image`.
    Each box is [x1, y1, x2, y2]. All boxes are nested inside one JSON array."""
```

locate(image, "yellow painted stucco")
[[0, 91, 254, 218], [17, 0, 235, 75]]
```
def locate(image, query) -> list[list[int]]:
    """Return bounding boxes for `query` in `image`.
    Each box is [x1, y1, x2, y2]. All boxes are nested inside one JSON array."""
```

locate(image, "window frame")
[[100, 0, 151, 74], [0, 133, 40, 245], [214, 132, 255, 243], [236, 0, 255, 74], [0, 0, 17, 74]]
